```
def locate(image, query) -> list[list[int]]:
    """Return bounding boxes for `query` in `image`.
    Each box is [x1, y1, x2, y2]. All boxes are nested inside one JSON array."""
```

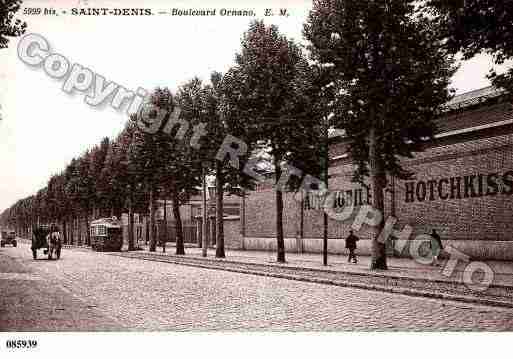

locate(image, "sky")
[[0, 0, 510, 212]]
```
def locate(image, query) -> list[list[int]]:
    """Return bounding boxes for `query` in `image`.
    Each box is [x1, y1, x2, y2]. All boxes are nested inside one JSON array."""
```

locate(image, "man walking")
[[430, 229, 443, 266], [345, 230, 359, 264]]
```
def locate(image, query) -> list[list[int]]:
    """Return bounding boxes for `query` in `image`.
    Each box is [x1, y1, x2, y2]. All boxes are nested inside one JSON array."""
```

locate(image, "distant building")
[[152, 186, 241, 246]]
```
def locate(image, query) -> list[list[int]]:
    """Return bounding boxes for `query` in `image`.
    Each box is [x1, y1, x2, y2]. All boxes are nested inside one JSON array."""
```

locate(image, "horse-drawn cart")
[[90, 217, 123, 252], [31, 224, 62, 260]]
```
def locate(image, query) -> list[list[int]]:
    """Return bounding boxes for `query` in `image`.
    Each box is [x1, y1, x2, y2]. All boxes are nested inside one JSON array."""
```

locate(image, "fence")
[[156, 221, 198, 244]]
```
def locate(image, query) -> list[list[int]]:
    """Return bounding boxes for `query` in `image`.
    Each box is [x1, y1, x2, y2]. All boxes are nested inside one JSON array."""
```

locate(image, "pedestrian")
[[345, 230, 359, 264], [430, 229, 443, 266], [159, 234, 166, 253]]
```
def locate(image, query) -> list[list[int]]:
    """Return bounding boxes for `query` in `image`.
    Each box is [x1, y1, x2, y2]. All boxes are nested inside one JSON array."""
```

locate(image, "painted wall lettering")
[[404, 171, 513, 203]]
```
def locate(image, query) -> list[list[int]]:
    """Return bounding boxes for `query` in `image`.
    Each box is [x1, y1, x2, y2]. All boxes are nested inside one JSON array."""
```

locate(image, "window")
[[97, 226, 107, 236], [91, 225, 107, 236]]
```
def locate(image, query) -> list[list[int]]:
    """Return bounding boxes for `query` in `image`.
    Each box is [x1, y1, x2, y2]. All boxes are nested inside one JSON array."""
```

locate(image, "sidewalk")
[[134, 243, 513, 288]]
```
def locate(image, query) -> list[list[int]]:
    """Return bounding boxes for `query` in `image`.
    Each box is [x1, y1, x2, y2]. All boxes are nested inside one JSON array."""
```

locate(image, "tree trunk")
[[62, 220, 67, 245], [145, 219, 149, 245], [369, 125, 387, 270], [215, 162, 225, 258], [68, 215, 74, 245], [172, 192, 185, 255], [85, 211, 91, 246], [322, 117, 329, 266], [201, 166, 208, 256], [162, 198, 167, 253], [78, 216, 81, 245], [275, 159, 286, 263], [128, 196, 135, 251], [149, 186, 156, 252]]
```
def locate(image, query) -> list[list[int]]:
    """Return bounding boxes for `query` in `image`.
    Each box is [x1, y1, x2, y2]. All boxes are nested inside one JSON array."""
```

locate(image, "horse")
[[46, 231, 62, 259]]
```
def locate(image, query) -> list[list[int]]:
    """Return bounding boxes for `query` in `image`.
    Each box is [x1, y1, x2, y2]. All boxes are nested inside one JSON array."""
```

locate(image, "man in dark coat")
[[430, 229, 443, 266], [345, 230, 359, 264]]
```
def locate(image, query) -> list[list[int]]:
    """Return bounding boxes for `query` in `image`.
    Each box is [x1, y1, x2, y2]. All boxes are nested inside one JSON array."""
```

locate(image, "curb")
[[117, 250, 513, 291], [110, 251, 513, 309]]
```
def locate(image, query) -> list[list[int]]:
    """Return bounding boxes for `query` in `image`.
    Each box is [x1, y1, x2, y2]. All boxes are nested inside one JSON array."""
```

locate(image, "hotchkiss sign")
[[304, 170, 513, 210], [404, 171, 513, 203]]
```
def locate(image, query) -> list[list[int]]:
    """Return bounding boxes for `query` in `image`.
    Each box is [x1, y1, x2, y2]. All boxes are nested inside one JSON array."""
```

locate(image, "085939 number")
[[6, 339, 38, 349]]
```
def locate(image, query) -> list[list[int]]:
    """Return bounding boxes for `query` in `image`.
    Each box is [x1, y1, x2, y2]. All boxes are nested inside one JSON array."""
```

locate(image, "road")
[[2, 241, 513, 331]]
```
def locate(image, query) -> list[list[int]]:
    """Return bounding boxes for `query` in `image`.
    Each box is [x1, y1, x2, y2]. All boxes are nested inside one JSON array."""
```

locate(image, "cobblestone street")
[[2, 242, 513, 331]]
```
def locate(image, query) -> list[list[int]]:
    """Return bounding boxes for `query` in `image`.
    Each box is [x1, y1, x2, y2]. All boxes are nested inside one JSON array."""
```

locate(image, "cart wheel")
[[32, 249, 37, 260]]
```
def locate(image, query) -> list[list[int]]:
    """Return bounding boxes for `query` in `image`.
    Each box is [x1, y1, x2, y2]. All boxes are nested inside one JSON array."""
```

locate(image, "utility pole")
[[202, 162, 208, 257]]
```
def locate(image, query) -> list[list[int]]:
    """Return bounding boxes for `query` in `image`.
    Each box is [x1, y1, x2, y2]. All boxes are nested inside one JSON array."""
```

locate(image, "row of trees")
[[2, 1, 512, 269], [1, 20, 324, 260]]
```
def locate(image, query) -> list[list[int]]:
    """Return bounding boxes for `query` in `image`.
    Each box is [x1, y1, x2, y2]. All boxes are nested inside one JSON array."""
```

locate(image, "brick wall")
[[396, 132, 513, 242], [224, 217, 242, 249], [245, 163, 380, 243], [245, 190, 300, 238], [242, 98, 513, 259]]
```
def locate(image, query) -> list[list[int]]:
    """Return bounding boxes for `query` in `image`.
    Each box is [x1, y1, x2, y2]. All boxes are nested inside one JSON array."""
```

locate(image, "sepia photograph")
[[1, 0, 513, 357]]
